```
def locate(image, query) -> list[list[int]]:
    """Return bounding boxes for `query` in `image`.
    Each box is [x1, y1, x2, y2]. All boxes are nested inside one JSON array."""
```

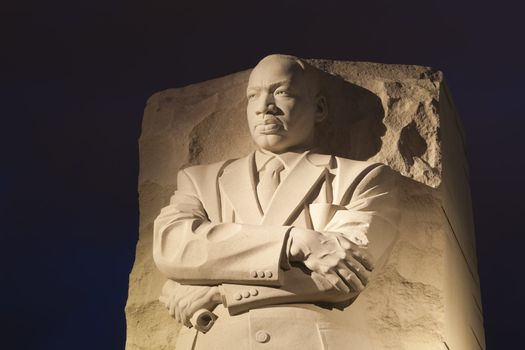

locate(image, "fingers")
[[347, 272, 365, 292], [325, 232, 375, 271], [340, 261, 367, 291], [169, 302, 176, 318], [181, 291, 204, 327], [349, 248, 374, 271], [168, 287, 218, 328], [335, 262, 365, 292], [310, 271, 335, 291], [176, 304, 183, 325], [183, 302, 204, 328], [304, 252, 360, 294], [335, 236, 374, 283], [182, 309, 193, 328], [324, 269, 350, 293], [177, 298, 192, 325], [344, 257, 371, 285]]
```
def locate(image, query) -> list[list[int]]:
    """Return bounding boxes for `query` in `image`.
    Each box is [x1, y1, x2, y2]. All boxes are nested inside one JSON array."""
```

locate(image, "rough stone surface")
[[125, 60, 484, 349]]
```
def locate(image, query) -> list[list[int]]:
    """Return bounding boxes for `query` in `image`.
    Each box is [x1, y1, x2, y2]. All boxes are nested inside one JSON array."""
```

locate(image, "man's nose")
[[255, 92, 277, 115]]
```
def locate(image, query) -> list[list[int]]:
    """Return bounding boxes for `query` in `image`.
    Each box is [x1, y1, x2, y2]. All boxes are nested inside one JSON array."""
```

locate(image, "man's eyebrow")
[[247, 80, 292, 92], [268, 80, 291, 89]]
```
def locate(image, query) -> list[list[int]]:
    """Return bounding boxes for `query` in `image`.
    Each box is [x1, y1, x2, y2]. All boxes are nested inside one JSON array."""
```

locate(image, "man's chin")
[[253, 134, 290, 153]]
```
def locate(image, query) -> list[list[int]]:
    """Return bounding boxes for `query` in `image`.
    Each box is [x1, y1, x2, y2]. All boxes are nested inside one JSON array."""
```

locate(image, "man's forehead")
[[254, 55, 303, 72], [248, 57, 305, 87]]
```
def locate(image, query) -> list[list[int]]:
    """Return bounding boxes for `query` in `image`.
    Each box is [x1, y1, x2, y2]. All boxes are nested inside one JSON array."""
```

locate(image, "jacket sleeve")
[[325, 164, 401, 265], [153, 168, 291, 286], [219, 267, 356, 315]]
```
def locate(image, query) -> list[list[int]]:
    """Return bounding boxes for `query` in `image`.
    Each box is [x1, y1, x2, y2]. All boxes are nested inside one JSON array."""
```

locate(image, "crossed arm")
[[154, 165, 400, 325]]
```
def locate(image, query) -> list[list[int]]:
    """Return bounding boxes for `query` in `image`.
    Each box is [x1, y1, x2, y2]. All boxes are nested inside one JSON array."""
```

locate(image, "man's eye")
[[247, 93, 257, 100], [275, 90, 290, 96]]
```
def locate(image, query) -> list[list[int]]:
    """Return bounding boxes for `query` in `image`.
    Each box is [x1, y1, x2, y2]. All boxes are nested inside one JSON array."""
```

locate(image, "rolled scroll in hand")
[[190, 309, 218, 333]]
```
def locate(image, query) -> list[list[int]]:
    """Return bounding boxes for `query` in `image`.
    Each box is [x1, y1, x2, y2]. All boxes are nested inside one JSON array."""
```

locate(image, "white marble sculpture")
[[153, 54, 401, 349]]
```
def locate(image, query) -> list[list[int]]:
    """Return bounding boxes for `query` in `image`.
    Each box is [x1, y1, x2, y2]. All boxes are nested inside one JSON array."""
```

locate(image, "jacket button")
[[250, 270, 258, 278], [255, 330, 270, 343], [242, 290, 250, 298], [250, 288, 258, 296], [265, 271, 273, 278], [257, 271, 265, 278], [234, 293, 242, 301]]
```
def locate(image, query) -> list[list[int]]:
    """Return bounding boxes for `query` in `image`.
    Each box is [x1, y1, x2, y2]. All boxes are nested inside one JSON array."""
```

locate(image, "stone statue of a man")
[[153, 54, 400, 349]]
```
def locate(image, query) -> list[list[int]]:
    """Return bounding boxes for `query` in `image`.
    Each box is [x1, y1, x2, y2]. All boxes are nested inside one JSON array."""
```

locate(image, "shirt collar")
[[255, 149, 308, 172]]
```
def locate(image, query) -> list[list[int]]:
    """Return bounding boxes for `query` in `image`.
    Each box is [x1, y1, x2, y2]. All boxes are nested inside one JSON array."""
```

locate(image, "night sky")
[[2, 1, 524, 349]]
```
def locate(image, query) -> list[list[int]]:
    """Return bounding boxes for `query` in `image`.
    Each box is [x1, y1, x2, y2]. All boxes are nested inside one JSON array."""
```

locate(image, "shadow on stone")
[[315, 70, 386, 160], [398, 120, 428, 166]]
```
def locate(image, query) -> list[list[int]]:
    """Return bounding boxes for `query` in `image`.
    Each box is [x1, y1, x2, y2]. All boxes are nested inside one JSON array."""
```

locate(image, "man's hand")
[[159, 280, 222, 328], [289, 228, 374, 293]]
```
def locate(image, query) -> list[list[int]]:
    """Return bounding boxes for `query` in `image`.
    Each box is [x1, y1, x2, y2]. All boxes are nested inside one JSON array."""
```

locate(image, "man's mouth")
[[255, 116, 283, 134], [257, 123, 282, 134]]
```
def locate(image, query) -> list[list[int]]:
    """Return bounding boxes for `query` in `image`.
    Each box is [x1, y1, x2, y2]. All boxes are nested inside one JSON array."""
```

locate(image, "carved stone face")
[[246, 55, 326, 153]]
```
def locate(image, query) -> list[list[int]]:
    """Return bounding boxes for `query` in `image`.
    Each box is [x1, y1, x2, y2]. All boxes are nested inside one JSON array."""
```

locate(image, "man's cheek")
[[247, 118, 257, 131]]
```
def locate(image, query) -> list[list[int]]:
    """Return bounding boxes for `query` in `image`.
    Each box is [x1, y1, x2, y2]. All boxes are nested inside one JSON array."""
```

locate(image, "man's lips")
[[256, 123, 282, 134], [257, 115, 282, 125], [255, 116, 283, 134]]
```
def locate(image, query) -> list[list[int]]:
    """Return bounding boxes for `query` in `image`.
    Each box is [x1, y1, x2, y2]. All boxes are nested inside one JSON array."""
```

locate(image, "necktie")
[[257, 157, 285, 212]]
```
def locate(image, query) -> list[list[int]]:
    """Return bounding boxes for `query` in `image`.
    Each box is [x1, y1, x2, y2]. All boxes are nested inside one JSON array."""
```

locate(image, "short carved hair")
[[256, 54, 322, 97]]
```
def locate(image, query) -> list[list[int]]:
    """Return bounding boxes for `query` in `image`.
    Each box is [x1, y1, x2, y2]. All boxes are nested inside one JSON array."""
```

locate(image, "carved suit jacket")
[[153, 151, 400, 349]]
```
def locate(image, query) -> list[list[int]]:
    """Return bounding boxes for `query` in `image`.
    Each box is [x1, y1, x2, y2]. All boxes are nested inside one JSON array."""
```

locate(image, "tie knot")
[[265, 157, 285, 174]]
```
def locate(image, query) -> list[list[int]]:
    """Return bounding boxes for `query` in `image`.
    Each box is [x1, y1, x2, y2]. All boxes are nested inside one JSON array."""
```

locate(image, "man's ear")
[[315, 95, 328, 123]]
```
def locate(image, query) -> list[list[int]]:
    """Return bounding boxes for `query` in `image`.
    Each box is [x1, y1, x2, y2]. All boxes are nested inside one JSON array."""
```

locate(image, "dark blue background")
[[2, 1, 523, 348]]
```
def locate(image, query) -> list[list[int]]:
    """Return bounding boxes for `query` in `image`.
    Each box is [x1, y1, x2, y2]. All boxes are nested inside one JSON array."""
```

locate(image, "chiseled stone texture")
[[126, 60, 484, 350]]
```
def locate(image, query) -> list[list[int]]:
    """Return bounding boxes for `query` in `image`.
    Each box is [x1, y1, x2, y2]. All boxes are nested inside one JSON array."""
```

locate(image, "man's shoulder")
[[180, 155, 250, 182], [334, 156, 396, 183], [332, 156, 383, 177], [334, 156, 380, 170]]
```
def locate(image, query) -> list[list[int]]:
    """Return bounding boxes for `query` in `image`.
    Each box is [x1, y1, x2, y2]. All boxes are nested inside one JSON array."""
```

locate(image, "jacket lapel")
[[333, 157, 381, 205], [219, 152, 263, 224], [262, 154, 327, 226]]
